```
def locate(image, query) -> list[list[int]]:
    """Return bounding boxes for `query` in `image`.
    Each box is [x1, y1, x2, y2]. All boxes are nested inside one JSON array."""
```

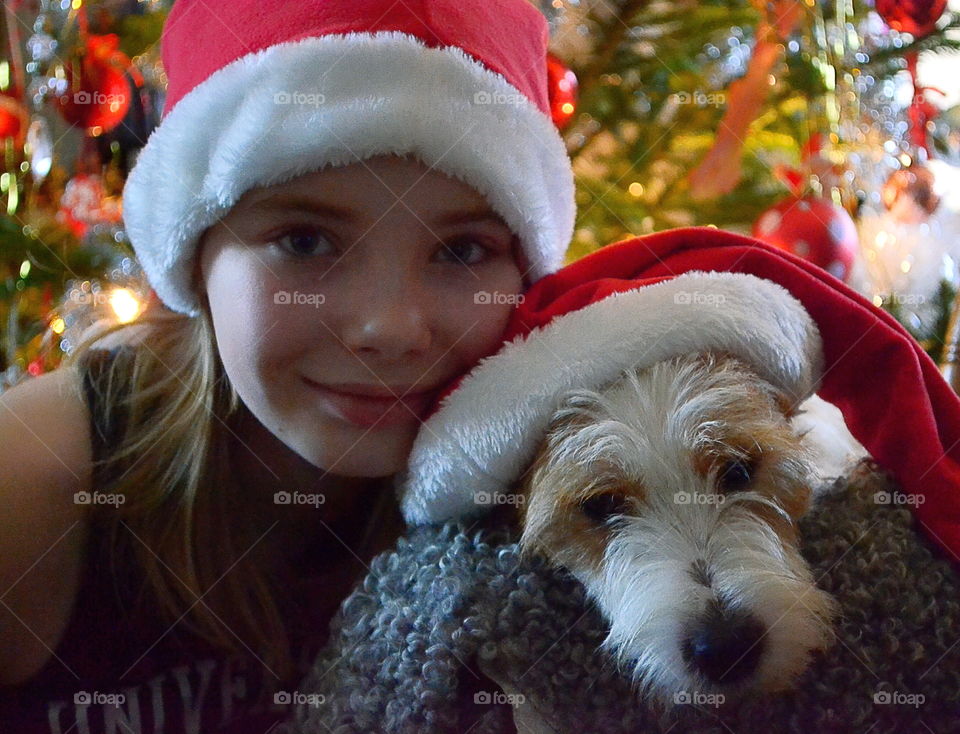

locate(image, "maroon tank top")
[[0, 347, 376, 733]]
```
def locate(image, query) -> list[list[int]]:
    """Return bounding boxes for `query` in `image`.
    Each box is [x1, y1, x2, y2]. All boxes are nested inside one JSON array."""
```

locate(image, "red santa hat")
[[121, 0, 575, 317], [399, 226, 960, 567]]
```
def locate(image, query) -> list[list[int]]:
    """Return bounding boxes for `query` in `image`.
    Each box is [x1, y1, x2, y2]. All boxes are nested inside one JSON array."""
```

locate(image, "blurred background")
[[1, 0, 958, 391]]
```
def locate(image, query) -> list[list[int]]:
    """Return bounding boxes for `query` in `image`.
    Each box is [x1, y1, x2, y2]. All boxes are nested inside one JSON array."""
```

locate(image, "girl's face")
[[198, 155, 526, 478]]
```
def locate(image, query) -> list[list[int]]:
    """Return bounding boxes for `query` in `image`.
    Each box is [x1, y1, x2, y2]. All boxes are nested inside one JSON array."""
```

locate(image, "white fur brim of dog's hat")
[[399, 270, 824, 526], [121, 31, 576, 317]]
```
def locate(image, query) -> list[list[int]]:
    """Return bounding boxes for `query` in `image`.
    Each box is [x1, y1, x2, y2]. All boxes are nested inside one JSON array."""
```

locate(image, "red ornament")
[[0, 92, 28, 145], [546, 53, 577, 129], [752, 196, 859, 282], [881, 164, 940, 224], [56, 172, 123, 238], [54, 34, 133, 135], [875, 0, 948, 38], [903, 52, 946, 156]]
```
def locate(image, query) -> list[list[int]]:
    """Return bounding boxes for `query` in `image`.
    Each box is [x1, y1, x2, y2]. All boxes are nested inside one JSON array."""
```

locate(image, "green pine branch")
[[565, 0, 954, 248]]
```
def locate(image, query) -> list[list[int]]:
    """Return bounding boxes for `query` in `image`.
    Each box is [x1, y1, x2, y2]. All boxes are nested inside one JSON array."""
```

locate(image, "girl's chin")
[[301, 427, 418, 478]]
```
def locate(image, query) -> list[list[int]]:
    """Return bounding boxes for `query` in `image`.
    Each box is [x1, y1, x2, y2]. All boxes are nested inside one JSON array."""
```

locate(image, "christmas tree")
[[1, 0, 958, 391], [1, 0, 167, 387]]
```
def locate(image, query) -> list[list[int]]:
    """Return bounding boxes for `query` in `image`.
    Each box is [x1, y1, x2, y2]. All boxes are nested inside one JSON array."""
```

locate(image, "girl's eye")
[[273, 228, 335, 258], [435, 237, 493, 266]]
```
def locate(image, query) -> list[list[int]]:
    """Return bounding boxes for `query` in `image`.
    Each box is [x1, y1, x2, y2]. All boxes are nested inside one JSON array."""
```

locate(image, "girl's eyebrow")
[[247, 193, 508, 228]]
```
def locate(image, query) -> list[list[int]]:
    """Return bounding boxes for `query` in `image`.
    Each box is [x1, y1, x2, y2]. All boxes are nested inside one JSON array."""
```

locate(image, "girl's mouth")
[[302, 378, 439, 428]]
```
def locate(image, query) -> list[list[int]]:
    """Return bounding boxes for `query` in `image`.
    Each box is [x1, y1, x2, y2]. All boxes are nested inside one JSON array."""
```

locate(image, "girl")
[[0, 0, 576, 731]]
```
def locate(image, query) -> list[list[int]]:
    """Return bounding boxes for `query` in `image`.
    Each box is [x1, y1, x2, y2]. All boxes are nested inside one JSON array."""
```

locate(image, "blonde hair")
[[62, 294, 301, 688]]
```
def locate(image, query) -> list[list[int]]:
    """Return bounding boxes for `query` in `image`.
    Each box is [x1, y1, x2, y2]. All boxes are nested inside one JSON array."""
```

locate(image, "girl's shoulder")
[[0, 358, 94, 494], [0, 343, 135, 493], [0, 361, 95, 685]]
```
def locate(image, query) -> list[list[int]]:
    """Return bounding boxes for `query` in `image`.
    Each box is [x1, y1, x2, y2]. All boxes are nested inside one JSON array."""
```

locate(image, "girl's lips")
[[303, 378, 438, 429]]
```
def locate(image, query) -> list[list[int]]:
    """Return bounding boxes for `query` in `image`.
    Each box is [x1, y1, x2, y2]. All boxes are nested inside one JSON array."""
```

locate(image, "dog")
[[513, 350, 840, 706]]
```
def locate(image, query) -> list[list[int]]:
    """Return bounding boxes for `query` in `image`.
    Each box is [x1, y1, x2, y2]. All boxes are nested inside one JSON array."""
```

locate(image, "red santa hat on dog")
[[122, 0, 574, 317], [399, 227, 960, 566]]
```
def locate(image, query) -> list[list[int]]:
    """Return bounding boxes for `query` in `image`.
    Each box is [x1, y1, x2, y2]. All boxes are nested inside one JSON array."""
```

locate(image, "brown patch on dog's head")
[[517, 408, 645, 580], [693, 350, 801, 420]]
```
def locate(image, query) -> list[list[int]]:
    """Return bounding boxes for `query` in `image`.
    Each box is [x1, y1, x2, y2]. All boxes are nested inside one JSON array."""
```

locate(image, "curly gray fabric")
[[282, 460, 960, 733]]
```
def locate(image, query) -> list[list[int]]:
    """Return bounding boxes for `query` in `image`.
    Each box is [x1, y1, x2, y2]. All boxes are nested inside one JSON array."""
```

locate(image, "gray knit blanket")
[[282, 460, 960, 733]]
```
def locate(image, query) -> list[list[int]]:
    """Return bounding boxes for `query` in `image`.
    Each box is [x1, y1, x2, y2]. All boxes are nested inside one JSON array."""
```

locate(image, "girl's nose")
[[340, 277, 433, 361]]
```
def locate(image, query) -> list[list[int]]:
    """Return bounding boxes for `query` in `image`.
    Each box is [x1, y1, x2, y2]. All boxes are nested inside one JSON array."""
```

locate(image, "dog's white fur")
[[518, 352, 840, 705]]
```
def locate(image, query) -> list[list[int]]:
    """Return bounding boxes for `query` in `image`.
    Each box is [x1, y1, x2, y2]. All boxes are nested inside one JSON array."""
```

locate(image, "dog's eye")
[[579, 492, 631, 524], [718, 459, 754, 493]]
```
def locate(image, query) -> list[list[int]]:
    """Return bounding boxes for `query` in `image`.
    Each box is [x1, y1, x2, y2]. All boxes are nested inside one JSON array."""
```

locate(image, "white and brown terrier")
[[515, 350, 840, 704], [401, 271, 868, 708]]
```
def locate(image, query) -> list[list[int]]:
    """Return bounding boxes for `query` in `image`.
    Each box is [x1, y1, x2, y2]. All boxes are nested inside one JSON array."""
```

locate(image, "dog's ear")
[[516, 429, 556, 514], [744, 379, 798, 420], [477, 442, 555, 538], [515, 413, 590, 562], [771, 389, 799, 419], [701, 349, 799, 419]]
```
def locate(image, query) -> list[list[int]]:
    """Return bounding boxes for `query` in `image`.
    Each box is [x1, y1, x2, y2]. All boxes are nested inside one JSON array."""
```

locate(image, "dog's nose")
[[681, 605, 766, 685]]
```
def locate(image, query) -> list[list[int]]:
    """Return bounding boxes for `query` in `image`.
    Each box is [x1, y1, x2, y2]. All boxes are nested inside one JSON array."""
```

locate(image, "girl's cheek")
[[272, 259, 349, 307], [445, 284, 520, 360]]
